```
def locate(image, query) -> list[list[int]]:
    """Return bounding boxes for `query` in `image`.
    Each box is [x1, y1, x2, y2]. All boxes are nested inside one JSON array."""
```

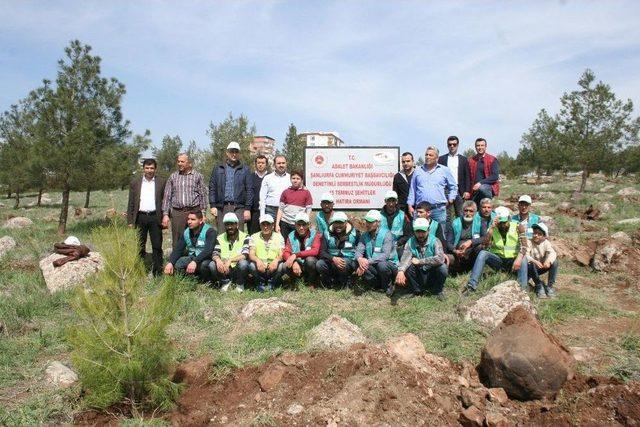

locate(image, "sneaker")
[[546, 286, 556, 298], [235, 284, 244, 293], [220, 282, 231, 292], [257, 282, 267, 293], [386, 283, 396, 297], [536, 288, 547, 299], [436, 292, 445, 301], [461, 285, 475, 297]]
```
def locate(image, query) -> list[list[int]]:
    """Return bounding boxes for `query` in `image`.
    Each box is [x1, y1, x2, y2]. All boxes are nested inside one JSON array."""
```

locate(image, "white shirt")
[[447, 154, 459, 185], [259, 171, 291, 215], [139, 176, 156, 212]]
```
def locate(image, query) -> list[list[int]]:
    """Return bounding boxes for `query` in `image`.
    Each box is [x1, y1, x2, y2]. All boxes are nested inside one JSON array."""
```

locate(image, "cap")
[[518, 195, 532, 204], [222, 212, 239, 223], [384, 190, 398, 201], [320, 192, 335, 203], [413, 218, 430, 231], [259, 214, 274, 224], [329, 211, 348, 224], [64, 235, 81, 245], [227, 141, 240, 151], [364, 210, 382, 222], [495, 206, 511, 222], [532, 222, 549, 236], [294, 212, 310, 223]]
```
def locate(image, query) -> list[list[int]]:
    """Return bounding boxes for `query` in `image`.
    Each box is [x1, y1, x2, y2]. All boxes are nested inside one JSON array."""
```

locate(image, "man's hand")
[[395, 271, 406, 286], [210, 207, 218, 217], [512, 259, 521, 272], [459, 240, 472, 251], [357, 257, 369, 271], [444, 255, 450, 266], [292, 261, 302, 276], [275, 223, 280, 233], [285, 254, 297, 268], [543, 261, 551, 269], [162, 215, 170, 229], [164, 263, 174, 275], [517, 223, 526, 234], [268, 259, 280, 272], [243, 210, 251, 221], [462, 192, 470, 200], [216, 259, 229, 274], [355, 265, 365, 277], [128, 224, 133, 228], [411, 258, 421, 265], [472, 182, 481, 191], [255, 259, 266, 273], [408, 205, 414, 217], [186, 261, 197, 274], [332, 257, 346, 270]]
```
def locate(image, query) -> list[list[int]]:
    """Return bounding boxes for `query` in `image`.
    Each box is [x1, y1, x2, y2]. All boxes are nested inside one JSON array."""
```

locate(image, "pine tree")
[[153, 135, 184, 179], [282, 123, 303, 172], [206, 112, 256, 168]]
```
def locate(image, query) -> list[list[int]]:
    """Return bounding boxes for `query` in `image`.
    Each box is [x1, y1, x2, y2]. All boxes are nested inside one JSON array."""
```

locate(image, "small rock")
[[569, 346, 598, 363], [600, 184, 615, 193], [2, 217, 33, 229], [599, 201, 615, 213], [488, 387, 509, 405], [308, 315, 367, 350], [254, 392, 262, 402], [238, 297, 296, 320], [459, 405, 484, 427], [385, 333, 452, 376], [557, 202, 572, 211], [45, 361, 78, 388], [457, 375, 470, 388], [611, 231, 632, 245], [203, 308, 214, 322], [617, 187, 640, 197], [258, 365, 285, 392], [486, 413, 510, 427], [0, 236, 16, 258], [280, 352, 297, 366], [460, 388, 484, 409], [105, 208, 118, 219], [464, 281, 537, 329], [617, 218, 640, 225], [287, 403, 304, 415]]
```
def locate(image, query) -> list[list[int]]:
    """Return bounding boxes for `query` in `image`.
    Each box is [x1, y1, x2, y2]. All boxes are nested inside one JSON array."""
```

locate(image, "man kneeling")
[[164, 210, 216, 282], [248, 214, 285, 291], [282, 212, 321, 288], [211, 212, 251, 293], [395, 218, 447, 300], [317, 211, 360, 289], [355, 210, 398, 296]]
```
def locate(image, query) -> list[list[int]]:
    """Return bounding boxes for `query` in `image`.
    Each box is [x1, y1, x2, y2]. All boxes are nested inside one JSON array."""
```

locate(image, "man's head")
[[425, 146, 439, 168], [254, 155, 268, 174], [226, 141, 241, 164], [290, 170, 304, 189], [329, 211, 348, 234], [532, 223, 549, 244], [177, 153, 192, 173], [495, 206, 511, 233], [142, 158, 157, 179], [384, 190, 398, 213], [401, 152, 414, 173], [446, 136, 459, 155], [259, 214, 274, 236], [517, 195, 532, 216], [364, 209, 381, 233], [294, 212, 310, 236], [480, 198, 493, 218], [320, 192, 334, 214], [413, 218, 430, 244], [462, 200, 477, 223], [415, 201, 432, 220], [274, 155, 287, 174], [223, 212, 239, 236], [186, 210, 204, 230], [475, 138, 487, 156]]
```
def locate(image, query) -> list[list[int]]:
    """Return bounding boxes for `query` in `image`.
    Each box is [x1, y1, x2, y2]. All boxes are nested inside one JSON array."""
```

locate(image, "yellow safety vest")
[[251, 232, 283, 263], [489, 222, 519, 259], [217, 231, 247, 267]]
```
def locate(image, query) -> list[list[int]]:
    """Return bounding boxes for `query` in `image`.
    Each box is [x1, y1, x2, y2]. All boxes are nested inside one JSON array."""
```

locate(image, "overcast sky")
[[1, 1, 639, 157]]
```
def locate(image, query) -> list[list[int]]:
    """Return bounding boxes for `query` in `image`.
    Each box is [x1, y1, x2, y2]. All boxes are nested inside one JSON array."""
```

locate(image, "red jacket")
[[283, 230, 321, 260], [468, 153, 500, 197]]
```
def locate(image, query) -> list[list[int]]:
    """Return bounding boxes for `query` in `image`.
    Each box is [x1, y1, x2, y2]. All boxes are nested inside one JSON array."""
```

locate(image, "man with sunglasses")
[[438, 136, 470, 221], [209, 141, 253, 232]]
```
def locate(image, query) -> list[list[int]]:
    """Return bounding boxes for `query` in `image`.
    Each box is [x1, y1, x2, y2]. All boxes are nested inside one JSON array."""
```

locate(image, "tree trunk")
[[579, 169, 589, 193], [84, 187, 91, 209], [37, 187, 43, 206], [6, 190, 11, 199], [58, 184, 70, 235], [14, 189, 20, 209]]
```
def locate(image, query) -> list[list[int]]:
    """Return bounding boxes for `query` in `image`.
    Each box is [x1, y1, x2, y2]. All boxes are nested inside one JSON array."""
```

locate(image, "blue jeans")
[[248, 260, 285, 288], [430, 206, 447, 225], [527, 259, 558, 287], [472, 184, 493, 208], [362, 261, 398, 291], [467, 250, 527, 290], [316, 258, 357, 288], [405, 263, 447, 295], [209, 259, 251, 286]]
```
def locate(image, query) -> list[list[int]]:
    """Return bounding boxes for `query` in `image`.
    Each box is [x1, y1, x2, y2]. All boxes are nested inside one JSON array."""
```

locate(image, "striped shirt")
[[162, 170, 208, 214]]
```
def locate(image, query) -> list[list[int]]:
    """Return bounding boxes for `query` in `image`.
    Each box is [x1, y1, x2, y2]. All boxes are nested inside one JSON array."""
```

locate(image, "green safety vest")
[[184, 223, 211, 257], [251, 231, 284, 263], [511, 213, 540, 239], [288, 229, 317, 264], [361, 230, 398, 264], [316, 212, 331, 235], [325, 228, 358, 260], [380, 209, 405, 240], [407, 235, 436, 259], [217, 230, 247, 267], [453, 212, 496, 245], [489, 222, 520, 259]]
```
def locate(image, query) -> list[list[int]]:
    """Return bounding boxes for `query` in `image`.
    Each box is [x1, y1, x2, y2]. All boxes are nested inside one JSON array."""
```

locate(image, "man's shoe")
[[546, 286, 556, 298], [536, 287, 547, 299], [257, 282, 267, 293], [461, 285, 475, 297], [220, 282, 231, 293], [436, 292, 446, 301], [235, 284, 244, 293], [386, 283, 395, 297]]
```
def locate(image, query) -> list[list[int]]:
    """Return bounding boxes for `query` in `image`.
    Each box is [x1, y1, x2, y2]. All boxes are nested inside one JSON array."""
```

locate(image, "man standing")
[[249, 155, 269, 234], [259, 155, 290, 219], [468, 138, 500, 207], [355, 210, 398, 296], [162, 153, 208, 250], [438, 136, 470, 220], [127, 159, 166, 276], [315, 192, 335, 235], [392, 152, 416, 215], [164, 211, 216, 283], [407, 146, 457, 224], [209, 141, 253, 233]]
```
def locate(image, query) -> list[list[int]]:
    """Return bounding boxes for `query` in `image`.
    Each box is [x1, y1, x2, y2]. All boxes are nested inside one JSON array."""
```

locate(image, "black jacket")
[[392, 170, 414, 214], [250, 172, 265, 212], [438, 154, 470, 196], [209, 162, 253, 210]]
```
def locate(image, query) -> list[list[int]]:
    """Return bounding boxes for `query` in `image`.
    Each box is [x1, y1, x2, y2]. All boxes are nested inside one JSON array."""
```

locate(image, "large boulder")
[[479, 306, 574, 400], [45, 361, 78, 388], [308, 315, 367, 350], [592, 233, 632, 271], [385, 333, 452, 376], [0, 236, 16, 258], [39, 252, 104, 293], [463, 281, 536, 329], [238, 297, 296, 320], [2, 216, 33, 229]]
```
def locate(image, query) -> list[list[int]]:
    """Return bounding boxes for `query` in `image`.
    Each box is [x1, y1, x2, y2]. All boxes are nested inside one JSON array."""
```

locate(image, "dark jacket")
[[127, 175, 166, 225], [438, 154, 470, 196], [392, 170, 414, 214], [209, 162, 254, 210], [250, 172, 265, 212], [169, 225, 217, 265]]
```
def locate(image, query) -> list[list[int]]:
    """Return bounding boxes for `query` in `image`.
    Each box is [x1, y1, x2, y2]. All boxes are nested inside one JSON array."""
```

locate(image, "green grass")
[[537, 292, 608, 324]]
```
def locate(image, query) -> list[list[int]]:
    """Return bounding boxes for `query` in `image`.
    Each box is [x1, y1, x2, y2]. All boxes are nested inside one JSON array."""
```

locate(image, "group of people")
[[127, 137, 558, 299]]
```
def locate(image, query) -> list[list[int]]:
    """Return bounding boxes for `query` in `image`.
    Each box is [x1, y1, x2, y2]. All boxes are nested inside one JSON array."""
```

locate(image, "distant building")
[[298, 131, 345, 147], [250, 136, 276, 163]]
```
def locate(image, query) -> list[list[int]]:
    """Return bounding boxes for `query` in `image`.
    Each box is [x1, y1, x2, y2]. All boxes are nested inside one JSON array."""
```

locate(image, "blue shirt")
[[407, 164, 457, 207], [224, 163, 235, 202]]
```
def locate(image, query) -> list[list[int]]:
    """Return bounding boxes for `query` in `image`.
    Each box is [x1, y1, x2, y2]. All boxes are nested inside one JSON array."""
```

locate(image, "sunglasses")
[[447, 143, 458, 147]]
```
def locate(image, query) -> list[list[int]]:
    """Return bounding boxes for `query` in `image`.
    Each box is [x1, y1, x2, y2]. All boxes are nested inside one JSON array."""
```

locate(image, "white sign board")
[[305, 146, 400, 210]]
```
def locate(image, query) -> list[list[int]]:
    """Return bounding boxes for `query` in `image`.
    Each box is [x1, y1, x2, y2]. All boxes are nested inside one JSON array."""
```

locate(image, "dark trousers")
[[363, 261, 398, 291], [527, 260, 559, 287], [472, 184, 494, 209], [248, 261, 285, 287], [216, 204, 246, 233], [174, 257, 213, 283], [170, 208, 193, 250], [279, 221, 295, 241], [405, 263, 447, 295], [210, 259, 251, 286], [316, 258, 357, 288], [135, 212, 163, 276], [446, 194, 464, 223], [286, 256, 319, 286], [249, 209, 261, 234]]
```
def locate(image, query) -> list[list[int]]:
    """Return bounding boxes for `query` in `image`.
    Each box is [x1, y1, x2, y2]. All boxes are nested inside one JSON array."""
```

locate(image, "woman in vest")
[[248, 213, 285, 291], [354, 210, 398, 296], [395, 218, 447, 300], [282, 212, 321, 288], [316, 211, 360, 289], [462, 206, 528, 294], [211, 212, 251, 293]]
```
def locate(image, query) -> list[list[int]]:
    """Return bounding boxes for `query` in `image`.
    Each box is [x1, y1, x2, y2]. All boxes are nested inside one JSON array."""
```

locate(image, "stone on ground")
[[593, 234, 630, 271], [39, 252, 105, 293], [238, 297, 296, 320], [459, 405, 484, 426], [0, 236, 16, 258], [617, 217, 640, 225], [463, 281, 536, 329], [617, 187, 640, 197], [2, 216, 33, 229], [479, 306, 574, 400], [308, 314, 367, 350], [257, 365, 285, 392], [45, 361, 78, 388], [385, 333, 452, 376]]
